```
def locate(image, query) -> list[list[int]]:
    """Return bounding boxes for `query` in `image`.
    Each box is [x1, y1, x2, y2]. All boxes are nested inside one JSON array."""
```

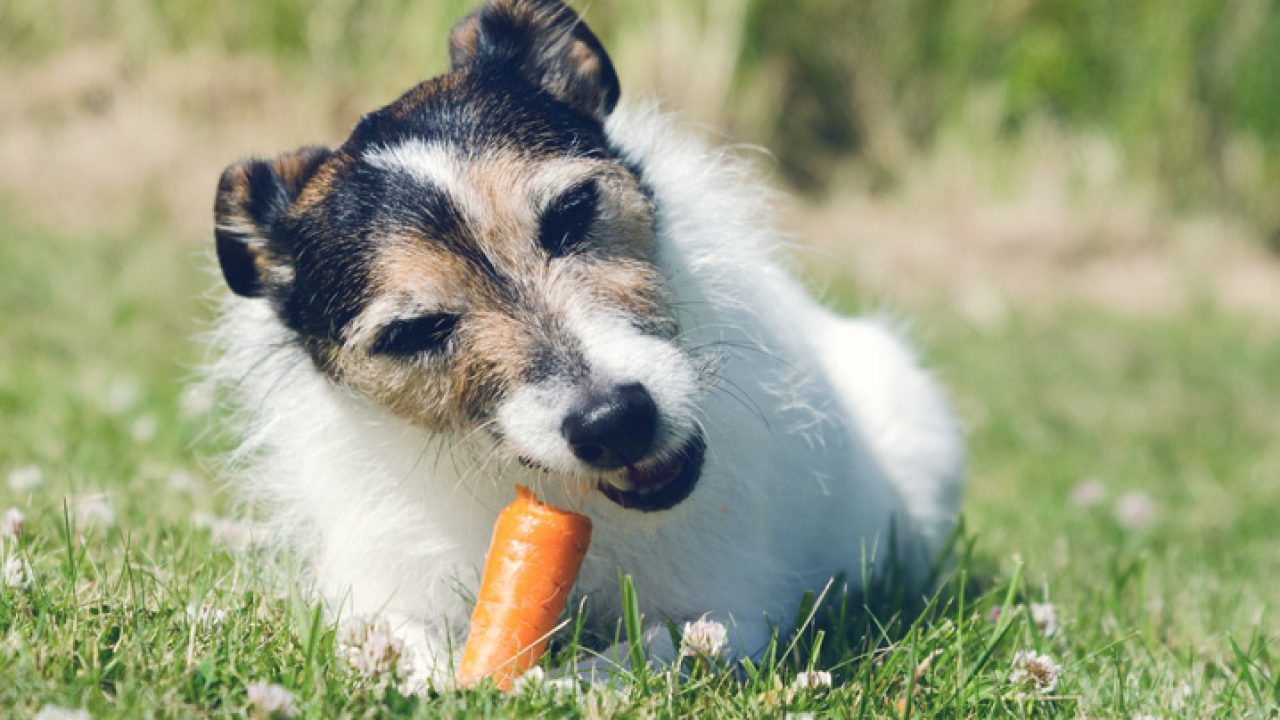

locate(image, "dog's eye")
[[540, 180, 599, 257], [371, 315, 459, 357]]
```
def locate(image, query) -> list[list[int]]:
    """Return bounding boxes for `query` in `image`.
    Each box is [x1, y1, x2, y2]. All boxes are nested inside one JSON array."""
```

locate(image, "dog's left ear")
[[449, 0, 620, 120], [213, 146, 331, 299]]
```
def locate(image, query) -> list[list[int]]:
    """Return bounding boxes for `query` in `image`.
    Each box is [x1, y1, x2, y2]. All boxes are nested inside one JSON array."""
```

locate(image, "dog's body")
[[209, 0, 962, 686]]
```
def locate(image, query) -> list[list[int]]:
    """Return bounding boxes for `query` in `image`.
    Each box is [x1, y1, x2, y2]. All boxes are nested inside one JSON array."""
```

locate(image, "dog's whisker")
[[250, 353, 312, 424], [707, 379, 776, 438], [451, 436, 509, 495], [223, 338, 298, 397], [408, 418, 500, 490], [687, 339, 794, 370]]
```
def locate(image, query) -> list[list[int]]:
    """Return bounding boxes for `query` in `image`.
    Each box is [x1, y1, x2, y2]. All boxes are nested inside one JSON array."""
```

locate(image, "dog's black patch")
[[450, 0, 621, 119], [214, 0, 632, 353], [213, 146, 332, 300], [371, 315, 461, 357], [540, 179, 600, 257]]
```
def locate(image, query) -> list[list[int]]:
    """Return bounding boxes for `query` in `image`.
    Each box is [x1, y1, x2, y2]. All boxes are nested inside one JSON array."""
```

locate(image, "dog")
[[208, 0, 963, 687]]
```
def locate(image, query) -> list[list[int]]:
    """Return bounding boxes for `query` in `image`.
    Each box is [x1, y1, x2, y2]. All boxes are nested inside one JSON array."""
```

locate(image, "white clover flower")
[[338, 617, 407, 681], [988, 603, 1060, 638], [245, 681, 296, 719], [180, 383, 215, 419], [1115, 492, 1157, 529], [2, 554, 33, 590], [580, 679, 626, 717], [791, 670, 833, 690], [511, 666, 547, 693], [547, 676, 583, 696], [2, 507, 25, 540], [1009, 650, 1061, 695], [511, 666, 580, 698], [1030, 603, 1059, 637], [7, 465, 43, 492], [130, 414, 159, 443], [33, 705, 92, 720], [190, 511, 218, 529], [191, 512, 273, 552], [103, 375, 141, 415], [186, 603, 228, 632], [679, 616, 728, 659], [76, 496, 116, 528], [1172, 681, 1194, 710], [167, 470, 196, 492], [220, 520, 274, 551], [1070, 478, 1106, 507]]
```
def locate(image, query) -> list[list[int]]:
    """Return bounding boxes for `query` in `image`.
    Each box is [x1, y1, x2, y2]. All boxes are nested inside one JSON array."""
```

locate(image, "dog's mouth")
[[518, 431, 707, 512], [596, 432, 706, 512]]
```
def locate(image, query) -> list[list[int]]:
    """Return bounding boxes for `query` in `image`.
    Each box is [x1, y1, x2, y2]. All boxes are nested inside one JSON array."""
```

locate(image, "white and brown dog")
[[209, 0, 963, 686]]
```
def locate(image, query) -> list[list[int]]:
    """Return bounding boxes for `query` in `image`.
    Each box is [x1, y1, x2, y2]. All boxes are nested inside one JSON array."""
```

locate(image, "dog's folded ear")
[[449, 0, 620, 120], [213, 146, 331, 299]]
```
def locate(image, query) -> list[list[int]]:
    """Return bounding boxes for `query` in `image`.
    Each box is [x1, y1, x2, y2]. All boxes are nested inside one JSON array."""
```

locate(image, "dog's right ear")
[[213, 146, 330, 298], [449, 0, 620, 120]]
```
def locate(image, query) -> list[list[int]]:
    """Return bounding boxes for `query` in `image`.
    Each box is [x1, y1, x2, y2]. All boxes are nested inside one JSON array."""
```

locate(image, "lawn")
[[1, 214, 1277, 718]]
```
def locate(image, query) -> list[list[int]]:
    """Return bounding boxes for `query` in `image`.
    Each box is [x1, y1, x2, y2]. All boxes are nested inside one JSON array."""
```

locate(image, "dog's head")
[[214, 0, 705, 512]]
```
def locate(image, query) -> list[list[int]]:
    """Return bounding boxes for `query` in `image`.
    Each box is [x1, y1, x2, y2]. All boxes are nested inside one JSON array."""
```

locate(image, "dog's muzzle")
[[597, 430, 706, 512], [516, 382, 706, 511]]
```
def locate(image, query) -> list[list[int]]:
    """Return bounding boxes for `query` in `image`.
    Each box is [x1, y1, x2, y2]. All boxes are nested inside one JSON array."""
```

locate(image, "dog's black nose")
[[562, 383, 658, 468]]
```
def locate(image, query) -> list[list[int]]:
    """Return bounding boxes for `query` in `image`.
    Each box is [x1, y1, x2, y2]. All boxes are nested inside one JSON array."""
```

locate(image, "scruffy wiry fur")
[[207, 100, 963, 687], [207, 0, 963, 687]]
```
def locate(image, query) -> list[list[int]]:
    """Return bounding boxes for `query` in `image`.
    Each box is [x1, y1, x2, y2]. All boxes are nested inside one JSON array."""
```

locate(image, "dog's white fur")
[[209, 102, 964, 686]]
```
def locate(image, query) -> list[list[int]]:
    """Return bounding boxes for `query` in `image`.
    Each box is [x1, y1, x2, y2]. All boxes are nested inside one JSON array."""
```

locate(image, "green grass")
[[2, 214, 1278, 718]]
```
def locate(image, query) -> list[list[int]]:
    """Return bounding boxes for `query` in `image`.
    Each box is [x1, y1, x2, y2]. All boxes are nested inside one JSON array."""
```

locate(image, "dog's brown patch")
[[311, 146, 671, 432]]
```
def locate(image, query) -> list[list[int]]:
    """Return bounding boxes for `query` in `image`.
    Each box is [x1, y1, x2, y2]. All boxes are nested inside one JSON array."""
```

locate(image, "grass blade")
[[620, 574, 648, 687]]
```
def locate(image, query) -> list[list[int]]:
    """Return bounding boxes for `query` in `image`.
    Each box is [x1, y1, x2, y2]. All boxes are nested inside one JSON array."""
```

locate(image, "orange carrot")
[[457, 485, 593, 689]]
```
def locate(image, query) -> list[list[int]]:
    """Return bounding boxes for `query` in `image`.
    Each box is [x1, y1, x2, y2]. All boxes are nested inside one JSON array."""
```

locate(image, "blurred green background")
[[1, 2, 1279, 715], [3, 0, 1278, 235]]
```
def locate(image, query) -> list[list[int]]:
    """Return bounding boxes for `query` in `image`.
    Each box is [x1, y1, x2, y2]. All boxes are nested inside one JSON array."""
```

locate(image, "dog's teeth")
[[606, 477, 636, 493], [634, 477, 672, 497]]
